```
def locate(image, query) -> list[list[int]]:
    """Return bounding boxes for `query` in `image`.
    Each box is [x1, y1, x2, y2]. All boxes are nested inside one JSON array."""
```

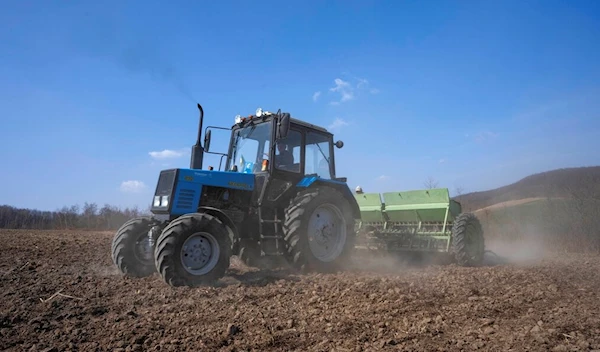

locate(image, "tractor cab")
[[208, 108, 344, 178], [204, 108, 347, 208]]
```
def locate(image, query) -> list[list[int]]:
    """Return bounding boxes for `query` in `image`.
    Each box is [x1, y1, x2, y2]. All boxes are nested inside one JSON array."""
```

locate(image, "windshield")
[[228, 122, 272, 174]]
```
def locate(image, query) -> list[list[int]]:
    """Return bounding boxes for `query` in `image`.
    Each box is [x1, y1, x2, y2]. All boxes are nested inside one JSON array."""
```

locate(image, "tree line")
[[0, 203, 149, 231]]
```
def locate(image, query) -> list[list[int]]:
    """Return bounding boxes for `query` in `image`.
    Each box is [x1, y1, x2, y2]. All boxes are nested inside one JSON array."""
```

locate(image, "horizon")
[[1, 1, 599, 211], [1, 164, 598, 213]]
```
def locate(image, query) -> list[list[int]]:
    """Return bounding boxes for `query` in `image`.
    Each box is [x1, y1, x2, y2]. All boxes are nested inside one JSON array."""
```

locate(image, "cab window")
[[305, 131, 332, 179], [274, 129, 302, 173]]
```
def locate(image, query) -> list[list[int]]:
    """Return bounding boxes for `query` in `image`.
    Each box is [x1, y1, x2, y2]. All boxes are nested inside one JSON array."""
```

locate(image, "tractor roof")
[[232, 111, 331, 135], [290, 117, 329, 134]]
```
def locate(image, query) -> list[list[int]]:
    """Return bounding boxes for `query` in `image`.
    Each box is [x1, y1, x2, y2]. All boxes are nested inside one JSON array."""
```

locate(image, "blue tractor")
[[111, 104, 361, 287]]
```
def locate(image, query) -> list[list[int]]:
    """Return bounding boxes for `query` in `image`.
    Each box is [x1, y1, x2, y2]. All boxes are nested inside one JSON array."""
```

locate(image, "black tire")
[[451, 212, 485, 266], [154, 213, 232, 287], [111, 216, 156, 278], [283, 187, 356, 272]]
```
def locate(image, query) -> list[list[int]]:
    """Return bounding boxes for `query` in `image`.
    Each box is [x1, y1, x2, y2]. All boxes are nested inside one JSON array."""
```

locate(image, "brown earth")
[[1, 229, 599, 352]]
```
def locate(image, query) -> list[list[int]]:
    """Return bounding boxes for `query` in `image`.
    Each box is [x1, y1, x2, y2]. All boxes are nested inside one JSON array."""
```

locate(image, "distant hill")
[[454, 166, 600, 211]]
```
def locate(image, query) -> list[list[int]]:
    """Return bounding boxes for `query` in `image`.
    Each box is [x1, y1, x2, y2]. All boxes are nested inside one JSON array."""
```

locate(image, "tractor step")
[[262, 250, 285, 256], [260, 219, 281, 223], [259, 235, 285, 257], [260, 235, 283, 239], [257, 209, 284, 258]]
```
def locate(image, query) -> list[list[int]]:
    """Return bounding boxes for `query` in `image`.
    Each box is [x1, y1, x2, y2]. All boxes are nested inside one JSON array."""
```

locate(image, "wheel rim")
[[307, 203, 347, 262], [133, 231, 154, 265], [180, 232, 220, 275]]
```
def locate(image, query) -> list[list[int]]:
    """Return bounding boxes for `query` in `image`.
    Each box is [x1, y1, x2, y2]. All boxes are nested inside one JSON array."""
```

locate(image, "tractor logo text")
[[228, 181, 250, 189]]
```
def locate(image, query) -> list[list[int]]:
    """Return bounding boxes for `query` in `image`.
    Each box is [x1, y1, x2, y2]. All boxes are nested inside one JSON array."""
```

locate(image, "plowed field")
[[1, 229, 599, 351]]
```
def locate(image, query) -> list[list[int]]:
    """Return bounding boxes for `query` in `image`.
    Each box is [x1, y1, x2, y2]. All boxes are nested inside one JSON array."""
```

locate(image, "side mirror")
[[277, 113, 291, 139], [204, 129, 212, 152], [335, 140, 344, 149]]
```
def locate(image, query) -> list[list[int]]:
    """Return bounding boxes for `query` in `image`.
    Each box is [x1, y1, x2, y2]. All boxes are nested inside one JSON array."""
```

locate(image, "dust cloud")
[[478, 209, 556, 266], [344, 248, 455, 277], [87, 263, 121, 277], [344, 222, 556, 273], [484, 233, 551, 265]]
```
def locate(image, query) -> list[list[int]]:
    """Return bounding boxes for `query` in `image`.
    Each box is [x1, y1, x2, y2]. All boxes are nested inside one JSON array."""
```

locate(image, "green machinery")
[[353, 187, 485, 266]]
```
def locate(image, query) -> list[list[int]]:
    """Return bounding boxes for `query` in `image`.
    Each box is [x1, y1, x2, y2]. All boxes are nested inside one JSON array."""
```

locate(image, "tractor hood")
[[175, 168, 255, 191], [151, 168, 256, 216]]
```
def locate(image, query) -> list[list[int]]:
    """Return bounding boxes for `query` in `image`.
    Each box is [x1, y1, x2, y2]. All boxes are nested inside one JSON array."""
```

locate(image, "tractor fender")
[[296, 176, 361, 220], [196, 206, 240, 252]]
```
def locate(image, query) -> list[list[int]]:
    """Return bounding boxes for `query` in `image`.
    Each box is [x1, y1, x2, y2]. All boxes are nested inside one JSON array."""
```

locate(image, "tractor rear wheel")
[[154, 213, 232, 287], [283, 187, 356, 272], [451, 212, 485, 266], [111, 217, 156, 278]]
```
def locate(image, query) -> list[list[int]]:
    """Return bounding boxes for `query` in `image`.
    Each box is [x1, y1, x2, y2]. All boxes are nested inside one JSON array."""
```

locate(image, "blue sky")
[[1, 0, 599, 211]]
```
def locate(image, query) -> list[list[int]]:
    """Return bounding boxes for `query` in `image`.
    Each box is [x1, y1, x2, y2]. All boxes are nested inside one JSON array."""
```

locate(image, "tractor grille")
[[176, 189, 196, 209], [155, 169, 177, 196]]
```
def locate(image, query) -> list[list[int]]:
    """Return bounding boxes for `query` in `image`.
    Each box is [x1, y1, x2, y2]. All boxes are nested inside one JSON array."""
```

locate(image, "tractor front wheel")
[[154, 213, 232, 287], [283, 187, 356, 272], [111, 217, 156, 278], [451, 212, 485, 266]]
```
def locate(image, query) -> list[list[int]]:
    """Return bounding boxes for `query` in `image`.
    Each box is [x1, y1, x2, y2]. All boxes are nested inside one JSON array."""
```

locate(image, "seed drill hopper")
[[354, 187, 485, 266]]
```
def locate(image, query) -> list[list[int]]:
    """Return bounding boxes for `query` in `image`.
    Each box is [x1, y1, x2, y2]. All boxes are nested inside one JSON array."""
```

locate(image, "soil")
[[1, 229, 599, 352]]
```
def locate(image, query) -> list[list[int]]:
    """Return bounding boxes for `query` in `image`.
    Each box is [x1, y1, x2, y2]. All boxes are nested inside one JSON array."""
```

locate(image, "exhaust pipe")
[[190, 103, 204, 169]]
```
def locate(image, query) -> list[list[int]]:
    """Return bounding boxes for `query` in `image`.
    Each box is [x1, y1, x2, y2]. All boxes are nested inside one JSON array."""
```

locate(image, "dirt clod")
[[227, 324, 241, 336]]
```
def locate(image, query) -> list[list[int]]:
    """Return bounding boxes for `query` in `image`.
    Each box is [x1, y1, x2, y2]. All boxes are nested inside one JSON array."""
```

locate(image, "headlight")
[[256, 107, 263, 117], [234, 115, 242, 124], [154, 195, 169, 207], [160, 195, 169, 207]]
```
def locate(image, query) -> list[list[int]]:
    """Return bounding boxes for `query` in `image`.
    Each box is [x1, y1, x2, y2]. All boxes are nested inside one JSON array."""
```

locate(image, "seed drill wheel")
[[283, 187, 356, 272], [111, 217, 156, 278], [154, 213, 232, 287], [451, 212, 485, 266]]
